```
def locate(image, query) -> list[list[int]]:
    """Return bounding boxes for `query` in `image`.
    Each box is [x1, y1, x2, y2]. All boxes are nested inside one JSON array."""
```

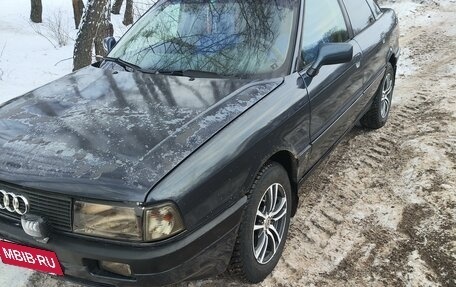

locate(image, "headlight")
[[73, 201, 184, 242], [73, 202, 142, 241]]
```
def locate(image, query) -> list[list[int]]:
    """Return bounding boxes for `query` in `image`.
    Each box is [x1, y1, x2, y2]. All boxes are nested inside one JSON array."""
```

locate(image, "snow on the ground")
[[0, 0, 155, 104], [0, 264, 32, 287], [0, 0, 74, 102]]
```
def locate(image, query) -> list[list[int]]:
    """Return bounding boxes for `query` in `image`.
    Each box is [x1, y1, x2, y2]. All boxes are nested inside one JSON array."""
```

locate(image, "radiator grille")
[[0, 183, 72, 231]]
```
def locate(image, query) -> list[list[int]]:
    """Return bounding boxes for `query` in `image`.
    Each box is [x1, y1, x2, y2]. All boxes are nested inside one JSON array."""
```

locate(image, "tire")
[[229, 162, 292, 283], [360, 62, 396, 129]]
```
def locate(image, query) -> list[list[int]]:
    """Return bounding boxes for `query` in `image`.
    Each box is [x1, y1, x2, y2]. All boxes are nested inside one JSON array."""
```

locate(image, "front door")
[[299, 0, 364, 168]]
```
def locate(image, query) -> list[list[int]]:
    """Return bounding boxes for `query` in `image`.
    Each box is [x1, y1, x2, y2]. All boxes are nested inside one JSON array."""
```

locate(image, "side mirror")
[[103, 37, 117, 54], [307, 43, 353, 77]]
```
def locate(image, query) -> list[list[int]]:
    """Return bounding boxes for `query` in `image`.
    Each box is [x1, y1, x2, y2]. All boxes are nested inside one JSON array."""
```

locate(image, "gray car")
[[0, 0, 399, 286]]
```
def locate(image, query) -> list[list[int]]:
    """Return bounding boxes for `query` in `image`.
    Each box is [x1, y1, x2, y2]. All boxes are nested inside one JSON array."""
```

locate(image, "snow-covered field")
[[0, 0, 73, 101], [0, 0, 153, 102]]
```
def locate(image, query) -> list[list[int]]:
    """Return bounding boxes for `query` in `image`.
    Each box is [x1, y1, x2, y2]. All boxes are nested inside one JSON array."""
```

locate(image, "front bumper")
[[0, 197, 246, 286]]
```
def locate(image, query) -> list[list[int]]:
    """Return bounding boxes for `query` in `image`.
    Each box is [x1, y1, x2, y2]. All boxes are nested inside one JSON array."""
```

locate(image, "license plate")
[[0, 239, 63, 276]]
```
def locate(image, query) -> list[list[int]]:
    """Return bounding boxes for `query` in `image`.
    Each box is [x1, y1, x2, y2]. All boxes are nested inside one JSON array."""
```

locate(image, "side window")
[[301, 0, 349, 66], [343, 0, 375, 34]]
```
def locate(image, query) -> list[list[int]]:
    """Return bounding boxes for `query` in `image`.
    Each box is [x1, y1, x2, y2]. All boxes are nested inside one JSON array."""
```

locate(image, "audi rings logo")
[[0, 190, 30, 215]]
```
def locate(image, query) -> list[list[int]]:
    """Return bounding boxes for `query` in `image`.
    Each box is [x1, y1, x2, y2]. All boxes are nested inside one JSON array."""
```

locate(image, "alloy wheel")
[[380, 72, 394, 118], [252, 183, 288, 265]]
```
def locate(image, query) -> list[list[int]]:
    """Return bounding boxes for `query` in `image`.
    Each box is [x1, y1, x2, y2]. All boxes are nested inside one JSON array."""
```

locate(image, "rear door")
[[299, 0, 364, 169], [342, 0, 389, 102]]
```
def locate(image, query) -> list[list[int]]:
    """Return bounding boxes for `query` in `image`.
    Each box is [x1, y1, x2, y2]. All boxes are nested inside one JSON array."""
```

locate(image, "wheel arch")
[[268, 150, 299, 217], [388, 51, 398, 74]]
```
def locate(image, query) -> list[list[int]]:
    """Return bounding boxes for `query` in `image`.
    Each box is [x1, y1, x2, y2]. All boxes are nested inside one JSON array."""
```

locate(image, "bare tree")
[[30, 0, 43, 23], [72, 0, 85, 29], [123, 0, 134, 26], [30, 9, 70, 48], [111, 0, 124, 14], [95, 8, 114, 61], [73, 0, 113, 71], [111, 0, 134, 26]]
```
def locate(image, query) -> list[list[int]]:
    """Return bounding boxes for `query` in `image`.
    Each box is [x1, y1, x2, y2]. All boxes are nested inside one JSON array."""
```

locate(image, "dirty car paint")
[[0, 66, 282, 202]]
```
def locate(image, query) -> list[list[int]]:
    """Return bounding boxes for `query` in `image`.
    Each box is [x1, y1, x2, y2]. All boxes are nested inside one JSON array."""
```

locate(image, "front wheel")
[[361, 62, 396, 129], [229, 162, 292, 283]]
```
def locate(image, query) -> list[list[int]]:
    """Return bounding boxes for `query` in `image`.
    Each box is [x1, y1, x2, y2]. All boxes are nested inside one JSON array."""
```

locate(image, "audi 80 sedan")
[[0, 0, 399, 286]]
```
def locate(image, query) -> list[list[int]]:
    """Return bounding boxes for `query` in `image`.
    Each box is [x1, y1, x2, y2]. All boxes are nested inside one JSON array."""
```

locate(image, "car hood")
[[0, 66, 282, 202]]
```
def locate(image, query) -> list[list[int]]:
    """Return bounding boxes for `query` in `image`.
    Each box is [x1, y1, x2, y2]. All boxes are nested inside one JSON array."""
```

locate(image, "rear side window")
[[343, 0, 375, 34], [301, 0, 349, 66]]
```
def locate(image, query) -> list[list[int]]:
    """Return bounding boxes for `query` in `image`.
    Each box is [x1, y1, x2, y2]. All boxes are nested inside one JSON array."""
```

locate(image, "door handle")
[[354, 53, 362, 69]]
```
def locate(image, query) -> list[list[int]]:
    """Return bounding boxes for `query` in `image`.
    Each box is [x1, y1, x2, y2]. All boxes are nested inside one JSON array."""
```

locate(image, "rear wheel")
[[361, 62, 396, 129], [229, 162, 292, 283]]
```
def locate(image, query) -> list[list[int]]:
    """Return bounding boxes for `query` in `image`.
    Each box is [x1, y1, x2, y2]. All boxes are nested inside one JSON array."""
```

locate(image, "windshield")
[[108, 0, 299, 77]]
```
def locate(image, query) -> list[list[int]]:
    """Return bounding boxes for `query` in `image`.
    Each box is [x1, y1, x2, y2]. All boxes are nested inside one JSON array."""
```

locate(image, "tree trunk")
[[122, 0, 134, 26], [30, 0, 42, 23], [72, 0, 85, 29], [95, 4, 114, 61], [111, 0, 123, 14], [73, 0, 113, 71]]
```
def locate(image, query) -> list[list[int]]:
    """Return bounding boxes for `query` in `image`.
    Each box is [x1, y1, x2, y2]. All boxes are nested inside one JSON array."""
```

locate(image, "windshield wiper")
[[104, 57, 143, 72], [103, 60, 239, 78], [155, 69, 231, 78]]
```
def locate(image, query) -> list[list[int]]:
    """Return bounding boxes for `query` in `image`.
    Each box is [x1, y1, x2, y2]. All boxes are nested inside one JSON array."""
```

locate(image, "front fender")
[[146, 74, 310, 232]]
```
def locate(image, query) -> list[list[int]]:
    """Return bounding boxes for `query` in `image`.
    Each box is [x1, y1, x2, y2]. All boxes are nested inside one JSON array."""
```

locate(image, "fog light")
[[21, 214, 50, 244], [100, 261, 132, 277]]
